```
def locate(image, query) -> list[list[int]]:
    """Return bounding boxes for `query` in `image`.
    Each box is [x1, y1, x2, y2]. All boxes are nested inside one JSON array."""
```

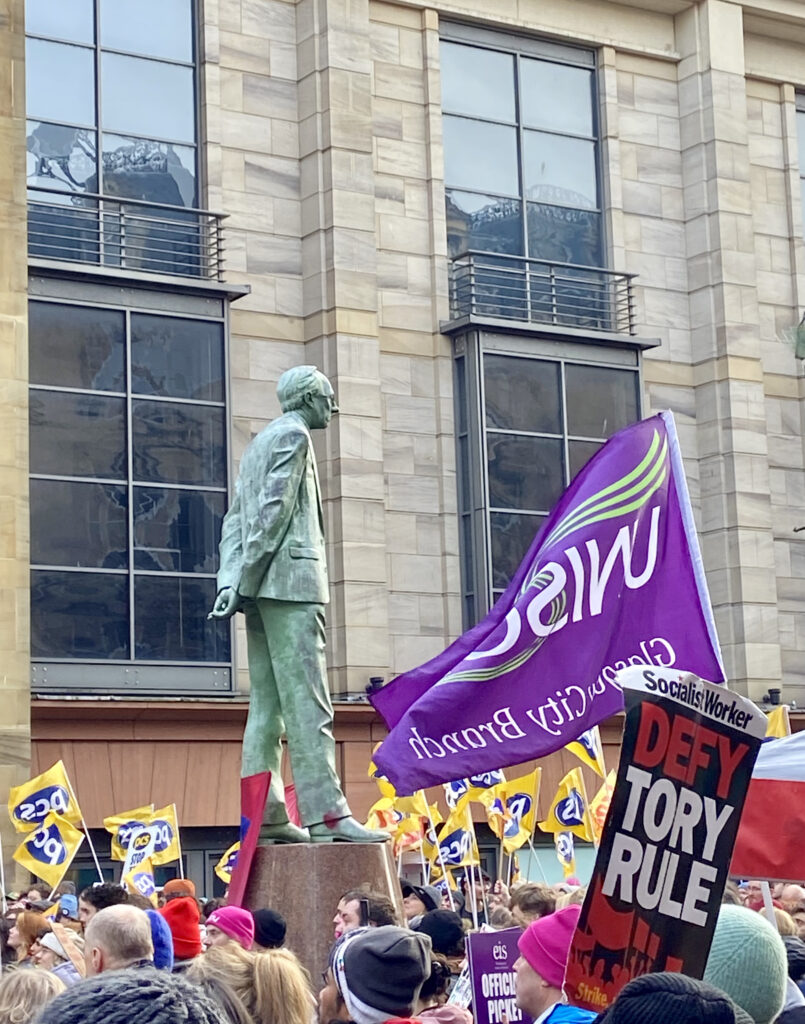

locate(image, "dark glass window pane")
[[527, 203, 602, 266], [565, 365, 638, 438], [446, 191, 523, 258], [30, 480, 128, 569], [26, 39, 95, 125], [31, 570, 129, 659], [520, 60, 593, 136], [461, 513, 474, 583], [132, 400, 225, 487], [26, 0, 94, 44], [569, 439, 603, 481], [102, 135, 196, 207], [27, 122, 96, 194], [455, 356, 467, 434], [133, 487, 224, 572], [29, 302, 125, 391], [490, 512, 545, 590], [484, 355, 561, 433], [30, 391, 126, 478], [102, 54, 195, 143], [27, 194, 100, 264], [487, 434, 564, 511], [458, 435, 471, 511], [523, 132, 597, 210], [443, 116, 518, 196], [131, 315, 224, 401], [100, 0, 192, 62], [440, 41, 515, 122], [134, 576, 230, 661]]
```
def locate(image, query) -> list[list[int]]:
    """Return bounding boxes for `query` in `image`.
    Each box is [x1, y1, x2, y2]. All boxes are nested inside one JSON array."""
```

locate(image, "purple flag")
[[370, 411, 724, 794]]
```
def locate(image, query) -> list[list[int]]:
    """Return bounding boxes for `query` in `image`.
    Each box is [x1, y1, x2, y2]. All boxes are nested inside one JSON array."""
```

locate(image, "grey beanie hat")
[[335, 925, 432, 1023], [36, 965, 229, 1024]]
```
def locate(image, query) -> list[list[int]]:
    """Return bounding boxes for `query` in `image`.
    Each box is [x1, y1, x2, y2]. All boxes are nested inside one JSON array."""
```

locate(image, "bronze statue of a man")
[[209, 366, 386, 843]]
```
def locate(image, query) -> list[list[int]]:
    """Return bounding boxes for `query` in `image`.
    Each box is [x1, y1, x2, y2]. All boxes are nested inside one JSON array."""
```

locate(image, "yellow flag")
[[149, 805, 181, 866], [393, 816, 424, 857], [421, 806, 442, 862], [394, 790, 430, 818], [369, 747, 396, 801], [365, 796, 401, 833], [565, 727, 607, 777], [538, 768, 594, 841], [103, 805, 156, 862], [589, 769, 616, 844], [766, 706, 791, 738], [215, 842, 240, 884], [124, 857, 158, 907], [13, 812, 84, 890], [555, 831, 576, 878], [432, 800, 479, 868], [503, 768, 542, 853], [8, 761, 82, 833]]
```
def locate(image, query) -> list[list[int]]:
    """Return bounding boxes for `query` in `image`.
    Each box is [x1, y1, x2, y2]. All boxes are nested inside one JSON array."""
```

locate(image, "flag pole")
[[527, 835, 549, 884], [173, 804, 185, 879], [761, 880, 778, 929], [63, 772, 103, 882], [427, 806, 455, 912], [466, 867, 478, 929], [0, 828, 7, 915]]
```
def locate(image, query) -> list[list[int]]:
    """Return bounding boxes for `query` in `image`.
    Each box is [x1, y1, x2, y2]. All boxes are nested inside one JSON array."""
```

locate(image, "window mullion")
[[125, 307, 135, 661]]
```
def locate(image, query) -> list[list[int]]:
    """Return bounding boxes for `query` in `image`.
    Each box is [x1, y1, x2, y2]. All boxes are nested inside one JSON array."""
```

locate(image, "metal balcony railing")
[[28, 186, 226, 281], [449, 251, 637, 336]]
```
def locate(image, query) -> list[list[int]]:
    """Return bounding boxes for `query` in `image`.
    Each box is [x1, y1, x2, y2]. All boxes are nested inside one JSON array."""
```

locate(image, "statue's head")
[[277, 365, 337, 429]]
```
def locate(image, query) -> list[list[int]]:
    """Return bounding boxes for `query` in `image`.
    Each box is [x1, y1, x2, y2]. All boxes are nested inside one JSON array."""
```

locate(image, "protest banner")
[[13, 811, 84, 890], [123, 857, 158, 907], [9, 761, 82, 832], [370, 412, 725, 794], [215, 841, 240, 884], [466, 928, 533, 1024], [227, 771, 270, 907], [104, 805, 155, 862], [564, 666, 765, 1014], [121, 823, 161, 877]]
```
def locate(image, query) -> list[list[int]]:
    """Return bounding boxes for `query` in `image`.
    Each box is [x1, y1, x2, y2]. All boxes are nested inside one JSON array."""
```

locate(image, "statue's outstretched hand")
[[208, 587, 242, 619]]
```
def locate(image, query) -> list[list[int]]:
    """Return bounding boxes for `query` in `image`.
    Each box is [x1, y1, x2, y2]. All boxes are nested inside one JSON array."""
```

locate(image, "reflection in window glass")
[[100, 0, 192, 62], [565, 364, 639, 438], [26, 39, 95, 125], [30, 391, 126, 479], [440, 41, 515, 122], [445, 191, 523, 258], [31, 570, 130, 659], [26, 0, 94, 44], [520, 60, 593, 136], [523, 132, 597, 209], [569, 439, 602, 481], [30, 480, 128, 569], [27, 122, 96, 194], [29, 302, 125, 391], [134, 576, 230, 661], [487, 434, 564, 511], [131, 315, 224, 401], [102, 54, 195, 143], [133, 487, 224, 573], [527, 203, 602, 266], [490, 512, 544, 591], [484, 355, 561, 433], [132, 400, 225, 487], [102, 135, 196, 207], [442, 116, 519, 196]]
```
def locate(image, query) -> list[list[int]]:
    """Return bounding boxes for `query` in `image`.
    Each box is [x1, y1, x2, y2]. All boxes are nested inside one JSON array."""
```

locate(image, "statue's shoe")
[[308, 816, 390, 843], [259, 821, 310, 844]]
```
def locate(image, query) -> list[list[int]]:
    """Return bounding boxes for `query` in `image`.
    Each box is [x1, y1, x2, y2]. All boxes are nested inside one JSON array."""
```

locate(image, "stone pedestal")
[[243, 842, 402, 979]]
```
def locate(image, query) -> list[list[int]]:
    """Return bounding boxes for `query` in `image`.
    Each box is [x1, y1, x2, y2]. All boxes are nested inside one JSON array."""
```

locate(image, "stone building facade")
[[4, 0, 805, 888]]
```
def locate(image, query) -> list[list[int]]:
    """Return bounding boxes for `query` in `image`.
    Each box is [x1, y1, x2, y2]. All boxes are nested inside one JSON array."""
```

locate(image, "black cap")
[[252, 908, 286, 949]]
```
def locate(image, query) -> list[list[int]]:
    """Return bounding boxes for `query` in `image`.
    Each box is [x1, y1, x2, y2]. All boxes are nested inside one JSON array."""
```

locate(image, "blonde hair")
[[189, 943, 313, 1024], [0, 968, 65, 1024], [775, 908, 798, 936], [12, 912, 49, 961]]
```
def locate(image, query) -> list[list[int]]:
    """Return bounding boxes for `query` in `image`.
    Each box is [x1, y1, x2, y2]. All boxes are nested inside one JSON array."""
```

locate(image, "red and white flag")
[[731, 730, 805, 880]]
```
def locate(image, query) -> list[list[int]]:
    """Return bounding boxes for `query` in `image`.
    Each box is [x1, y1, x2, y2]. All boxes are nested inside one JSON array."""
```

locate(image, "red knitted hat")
[[160, 895, 202, 959], [517, 904, 581, 990]]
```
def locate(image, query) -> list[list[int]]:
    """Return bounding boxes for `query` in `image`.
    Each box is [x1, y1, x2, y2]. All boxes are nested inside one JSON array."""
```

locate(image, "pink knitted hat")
[[517, 904, 581, 989], [207, 906, 255, 950]]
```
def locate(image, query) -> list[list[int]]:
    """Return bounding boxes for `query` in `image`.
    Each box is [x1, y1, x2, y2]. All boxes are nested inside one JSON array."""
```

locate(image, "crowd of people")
[[0, 873, 803, 1024]]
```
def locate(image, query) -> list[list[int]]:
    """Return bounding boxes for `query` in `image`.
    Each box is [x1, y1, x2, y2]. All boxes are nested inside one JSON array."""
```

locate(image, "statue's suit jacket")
[[216, 411, 329, 604]]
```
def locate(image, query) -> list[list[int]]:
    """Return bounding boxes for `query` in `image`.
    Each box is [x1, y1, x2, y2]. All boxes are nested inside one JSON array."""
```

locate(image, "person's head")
[[333, 888, 399, 940], [414, 910, 465, 957], [78, 882, 129, 927], [146, 909, 174, 970], [460, 871, 490, 904], [781, 884, 805, 911], [704, 904, 788, 1024], [783, 934, 805, 984], [401, 883, 440, 922], [35, 966, 229, 1024], [514, 905, 581, 1018], [163, 878, 196, 902], [203, 898, 226, 922], [0, 967, 65, 1024], [204, 907, 255, 951], [592, 971, 753, 1024], [55, 881, 76, 897], [161, 893, 202, 960], [9, 910, 48, 961], [277, 366, 337, 429], [35, 930, 72, 972], [319, 926, 431, 1024], [84, 904, 154, 976], [253, 907, 287, 949], [793, 902, 805, 941], [509, 883, 557, 928], [26, 887, 44, 902], [417, 955, 453, 1011], [59, 893, 79, 921], [774, 908, 798, 936]]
